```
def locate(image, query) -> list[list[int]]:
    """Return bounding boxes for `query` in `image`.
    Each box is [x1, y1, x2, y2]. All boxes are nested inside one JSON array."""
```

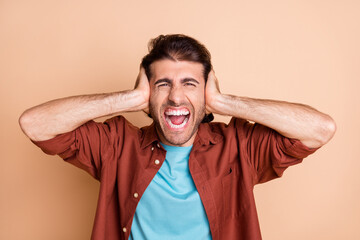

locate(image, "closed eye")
[[182, 78, 199, 87], [158, 83, 170, 87], [184, 82, 196, 87], [155, 78, 171, 88]]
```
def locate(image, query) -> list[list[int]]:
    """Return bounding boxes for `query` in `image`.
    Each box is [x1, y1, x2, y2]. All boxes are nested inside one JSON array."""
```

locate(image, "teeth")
[[165, 116, 189, 129], [165, 109, 190, 116]]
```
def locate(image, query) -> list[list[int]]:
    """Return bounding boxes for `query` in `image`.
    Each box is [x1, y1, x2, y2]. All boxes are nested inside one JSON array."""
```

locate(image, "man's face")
[[149, 59, 206, 147]]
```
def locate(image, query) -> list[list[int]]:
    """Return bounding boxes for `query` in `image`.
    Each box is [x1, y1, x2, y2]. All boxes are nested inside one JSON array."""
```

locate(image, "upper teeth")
[[165, 110, 189, 116]]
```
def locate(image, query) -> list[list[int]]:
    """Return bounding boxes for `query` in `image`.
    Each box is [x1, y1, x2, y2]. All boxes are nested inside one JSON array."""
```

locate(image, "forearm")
[[210, 94, 336, 148], [19, 89, 146, 141]]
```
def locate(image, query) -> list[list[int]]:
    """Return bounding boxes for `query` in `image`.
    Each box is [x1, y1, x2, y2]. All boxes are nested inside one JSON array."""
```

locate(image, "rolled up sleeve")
[[31, 117, 127, 180], [232, 118, 318, 184]]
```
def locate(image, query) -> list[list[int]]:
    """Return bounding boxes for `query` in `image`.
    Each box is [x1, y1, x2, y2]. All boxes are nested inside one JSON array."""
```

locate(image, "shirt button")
[[154, 159, 160, 165], [157, 143, 160, 148], [122, 227, 127, 233], [151, 147, 154, 151], [133, 192, 139, 198]]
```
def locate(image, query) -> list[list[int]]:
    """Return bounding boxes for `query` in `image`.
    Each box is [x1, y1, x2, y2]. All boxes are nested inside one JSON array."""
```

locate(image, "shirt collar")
[[140, 121, 223, 149]]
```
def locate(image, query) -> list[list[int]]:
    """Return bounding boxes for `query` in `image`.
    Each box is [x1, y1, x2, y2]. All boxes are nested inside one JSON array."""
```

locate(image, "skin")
[[19, 68, 149, 141], [19, 59, 336, 149], [148, 59, 206, 146], [205, 71, 336, 148]]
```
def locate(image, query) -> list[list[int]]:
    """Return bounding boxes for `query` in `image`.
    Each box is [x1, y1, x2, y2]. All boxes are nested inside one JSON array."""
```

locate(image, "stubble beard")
[[149, 102, 206, 146]]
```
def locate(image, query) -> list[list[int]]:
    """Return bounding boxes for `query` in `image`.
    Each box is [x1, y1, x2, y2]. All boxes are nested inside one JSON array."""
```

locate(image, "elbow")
[[19, 110, 58, 142], [301, 114, 336, 149], [317, 115, 337, 146], [19, 111, 31, 137], [19, 110, 37, 140]]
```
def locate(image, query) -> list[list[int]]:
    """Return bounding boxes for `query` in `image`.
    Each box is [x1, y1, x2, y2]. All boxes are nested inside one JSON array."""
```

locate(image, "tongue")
[[169, 115, 186, 125]]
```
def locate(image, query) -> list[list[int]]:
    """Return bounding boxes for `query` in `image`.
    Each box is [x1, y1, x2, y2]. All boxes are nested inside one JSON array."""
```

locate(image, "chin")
[[158, 122, 197, 146], [167, 136, 191, 146]]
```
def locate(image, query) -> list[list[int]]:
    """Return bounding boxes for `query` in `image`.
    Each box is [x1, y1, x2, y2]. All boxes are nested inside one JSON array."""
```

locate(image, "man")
[[19, 34, 336, 240]]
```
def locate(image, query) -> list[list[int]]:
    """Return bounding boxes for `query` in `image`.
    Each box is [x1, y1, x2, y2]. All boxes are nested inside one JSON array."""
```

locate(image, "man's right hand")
[[133, 67, 150, 114]]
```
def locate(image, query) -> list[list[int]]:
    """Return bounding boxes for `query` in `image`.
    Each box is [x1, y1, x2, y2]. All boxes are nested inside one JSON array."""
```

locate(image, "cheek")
[[187, 93, 205, 113], [149, 91, 167, 110], [189, 90, 205, 103]]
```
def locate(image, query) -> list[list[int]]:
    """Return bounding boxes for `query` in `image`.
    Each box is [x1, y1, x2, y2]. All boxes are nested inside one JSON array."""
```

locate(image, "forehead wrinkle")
[[150, 59, 204, 84]]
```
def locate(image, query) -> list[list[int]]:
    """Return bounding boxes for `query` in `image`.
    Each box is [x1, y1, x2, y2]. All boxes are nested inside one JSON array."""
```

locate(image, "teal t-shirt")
[[129, 143, 212, 240]]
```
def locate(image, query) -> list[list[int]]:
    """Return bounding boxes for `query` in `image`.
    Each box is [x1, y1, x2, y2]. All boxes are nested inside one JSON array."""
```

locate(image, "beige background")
[[1, 0, 359, 239]]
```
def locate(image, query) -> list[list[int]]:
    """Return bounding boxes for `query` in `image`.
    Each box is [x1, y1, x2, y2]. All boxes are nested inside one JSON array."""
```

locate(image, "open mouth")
[[164, 108, 190, 129]]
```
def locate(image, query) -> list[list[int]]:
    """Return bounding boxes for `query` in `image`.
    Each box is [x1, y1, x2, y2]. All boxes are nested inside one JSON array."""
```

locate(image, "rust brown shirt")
[[33, 116, 317, 240]]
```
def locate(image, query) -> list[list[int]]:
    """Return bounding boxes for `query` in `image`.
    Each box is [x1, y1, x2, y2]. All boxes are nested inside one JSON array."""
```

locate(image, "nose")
[[168, 85, 186, 105]]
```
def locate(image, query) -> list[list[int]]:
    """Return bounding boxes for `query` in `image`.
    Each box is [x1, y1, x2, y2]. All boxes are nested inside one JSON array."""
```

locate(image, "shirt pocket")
[[221, 166, 249, 220]]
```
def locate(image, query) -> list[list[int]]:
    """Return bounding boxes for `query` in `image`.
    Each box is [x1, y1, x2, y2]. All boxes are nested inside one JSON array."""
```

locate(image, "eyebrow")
[[181, 78, 200, 85], [154, 78, 171, 85], [154, 78, 200, 85]]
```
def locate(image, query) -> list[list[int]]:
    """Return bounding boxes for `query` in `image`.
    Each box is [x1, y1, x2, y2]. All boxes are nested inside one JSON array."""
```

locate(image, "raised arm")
[[19, 68, 150, 141], [205, 70, 336, 149]]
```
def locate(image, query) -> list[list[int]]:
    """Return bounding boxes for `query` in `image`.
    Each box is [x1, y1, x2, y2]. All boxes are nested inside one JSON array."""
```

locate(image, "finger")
[[207, 69, 215, 82], [134, 67, 147, 88]]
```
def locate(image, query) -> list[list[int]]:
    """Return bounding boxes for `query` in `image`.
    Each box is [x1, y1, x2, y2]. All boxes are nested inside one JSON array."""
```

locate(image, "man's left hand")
[[205, 70, 222, 114]]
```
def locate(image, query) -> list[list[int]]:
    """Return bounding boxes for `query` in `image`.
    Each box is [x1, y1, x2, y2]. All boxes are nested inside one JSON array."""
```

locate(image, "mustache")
[[161, 100, 191, 108]]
